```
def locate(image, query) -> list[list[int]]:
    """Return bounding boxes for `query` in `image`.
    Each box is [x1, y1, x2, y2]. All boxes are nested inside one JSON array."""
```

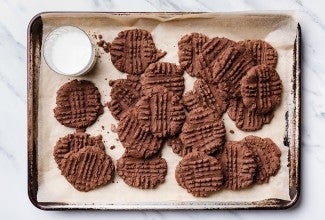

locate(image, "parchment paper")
[[37, 12, 297, 204]]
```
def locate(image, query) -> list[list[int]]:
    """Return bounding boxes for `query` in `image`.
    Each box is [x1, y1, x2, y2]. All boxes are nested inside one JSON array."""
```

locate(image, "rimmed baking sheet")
[[27, 12, 300, 210]]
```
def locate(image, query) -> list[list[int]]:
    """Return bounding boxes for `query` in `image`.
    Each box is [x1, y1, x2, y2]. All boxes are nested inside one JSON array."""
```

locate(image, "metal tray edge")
[[27, 12, 301, 211]]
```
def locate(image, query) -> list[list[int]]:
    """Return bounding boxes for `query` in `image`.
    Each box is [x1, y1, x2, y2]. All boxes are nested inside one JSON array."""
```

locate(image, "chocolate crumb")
[[230, 130, 234, 134], [111, 124, 117, 133], [97, 37, 111, 53], [108, 80, 115, 86], [97, 40, 105, 47], [101, 125, 105, 130], [110, 145, 115, 150]]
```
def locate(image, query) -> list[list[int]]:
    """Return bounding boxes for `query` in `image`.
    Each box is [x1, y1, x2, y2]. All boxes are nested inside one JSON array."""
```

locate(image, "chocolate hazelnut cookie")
[[117, 155, 167, 189], [175, 151, 224, 197], [110, 29, 166, 75], [53, 80, 103, 129]]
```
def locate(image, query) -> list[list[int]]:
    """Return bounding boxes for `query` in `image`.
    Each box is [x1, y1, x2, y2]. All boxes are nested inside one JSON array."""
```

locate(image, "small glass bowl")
[[43, 26, 97, 76]]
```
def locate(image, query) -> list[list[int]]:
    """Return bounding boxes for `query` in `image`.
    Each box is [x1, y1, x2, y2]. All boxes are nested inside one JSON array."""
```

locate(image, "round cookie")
[[141, 62, 185, 97], [53, 131, 105, 169], [59, 146, 115, 192], [117, 155, 167, 189], [209, 44, 256, 97], [53, 79, 103, 129], [178, 33, 210, 77], [117, 108, 163, 159], [198, 37, 235, 80], [175, 151, 224, 197], [179, 107, 225, 155], [242, 135, 281, 184], [220, 141, 257, 190], [110, 29, 166, 75], [182, 79, 228, 118], [137, 86, 186, 138], [241, 64, 282, 114], [167, 137, 192, 157], [238, 39, 278, 68], [107, 75, 141, 120], [227, 98, 274, 131]]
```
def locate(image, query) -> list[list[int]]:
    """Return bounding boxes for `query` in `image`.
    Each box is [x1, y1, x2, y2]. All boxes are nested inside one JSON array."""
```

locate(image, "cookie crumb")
[[101, 125, 105, 130], [97, 38, 111, 53], [110, 145, 115, 150], [111, 124, 117, 133], [230, 130, 234, 134], [97, 40, 105, 47]]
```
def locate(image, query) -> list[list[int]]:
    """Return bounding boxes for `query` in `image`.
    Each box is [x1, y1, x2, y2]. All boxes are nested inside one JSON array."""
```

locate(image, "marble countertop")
[[0, 0, 324, 219]]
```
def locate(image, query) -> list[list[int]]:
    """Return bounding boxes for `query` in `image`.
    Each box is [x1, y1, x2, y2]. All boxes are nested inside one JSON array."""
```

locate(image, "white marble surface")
[[0, 0, 324, 219]]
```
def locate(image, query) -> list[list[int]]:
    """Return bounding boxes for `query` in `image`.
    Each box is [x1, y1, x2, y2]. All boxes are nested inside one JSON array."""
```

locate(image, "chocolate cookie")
[[179, 107, 225, 155], [107, 75, 142, 120], [242, 136, 281, 184], [53, 131, 105, 168], [178, 33, 210, 77], [209, 44, 256, 97], [175, 151, 224, 197], [167, 137, 191, 157], [59, 146, 115, 192], [238, 40, 278, 68], [198, 37, 235, 80], [53, 80, 103, 129], [241, 64, 282, 114], [141, 62, 185, 97], [117, 108, 163, 158], [137, 86, 186, 138], [117, 155, 167, 189], [110, 29, 166, 75], [220, 141, 257, 190], [182, 79, 228, 117], [227, 98, 274, 131], [181, 90, 197, 111]]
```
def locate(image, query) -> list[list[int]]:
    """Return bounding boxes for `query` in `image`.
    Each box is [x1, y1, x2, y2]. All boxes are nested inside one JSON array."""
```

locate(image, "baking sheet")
[[29, 12, 299, 209]]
